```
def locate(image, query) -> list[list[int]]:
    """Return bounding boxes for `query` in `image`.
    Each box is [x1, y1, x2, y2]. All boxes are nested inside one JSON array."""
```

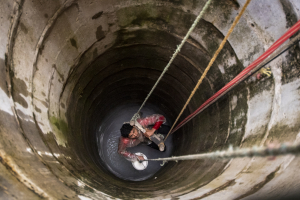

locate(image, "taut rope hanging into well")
[[171, 20, 300, 134], [133, 0, 214, 119], [164, 0, 252, 142], [143, 141, 300, 165]]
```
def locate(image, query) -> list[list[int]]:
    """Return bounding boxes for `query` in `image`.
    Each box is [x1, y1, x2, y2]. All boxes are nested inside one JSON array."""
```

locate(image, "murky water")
[[97, 103, 173, 181]]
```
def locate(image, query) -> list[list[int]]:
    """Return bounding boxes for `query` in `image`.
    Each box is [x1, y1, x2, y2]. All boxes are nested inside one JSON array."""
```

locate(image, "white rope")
[[135, 0, 213, 115], [144, 142, 300, 164], [164, 0, 252, 141]]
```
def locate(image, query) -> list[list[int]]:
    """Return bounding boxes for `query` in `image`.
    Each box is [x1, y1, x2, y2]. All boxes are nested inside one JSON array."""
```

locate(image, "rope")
[[170, 19, 300, 134], [149, 38, 300, 164], [143, 142, 300, 164], [135, 0, 214, 116], [164, 0, 252, 141]]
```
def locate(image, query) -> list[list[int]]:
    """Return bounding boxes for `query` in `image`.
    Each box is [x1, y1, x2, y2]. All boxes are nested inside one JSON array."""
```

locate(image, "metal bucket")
[[132, 152, 148, 170]]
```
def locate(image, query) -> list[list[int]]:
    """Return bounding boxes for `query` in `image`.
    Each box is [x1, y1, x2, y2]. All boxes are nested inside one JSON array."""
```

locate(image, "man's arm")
[[117, 137, 141, 162], [138, 114, 166, 137], [138, 114, 166, 129]]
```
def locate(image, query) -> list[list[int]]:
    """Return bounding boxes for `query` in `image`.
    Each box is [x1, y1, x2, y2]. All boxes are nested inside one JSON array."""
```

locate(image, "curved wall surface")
[[1, 0, 300, 199]]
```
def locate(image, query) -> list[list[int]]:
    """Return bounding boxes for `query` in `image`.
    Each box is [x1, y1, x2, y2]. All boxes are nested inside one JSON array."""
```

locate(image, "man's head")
[[120, 124, 139, 139]]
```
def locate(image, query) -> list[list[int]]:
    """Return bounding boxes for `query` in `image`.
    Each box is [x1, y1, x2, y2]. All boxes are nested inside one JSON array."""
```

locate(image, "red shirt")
[[118, 114, 166, 161]]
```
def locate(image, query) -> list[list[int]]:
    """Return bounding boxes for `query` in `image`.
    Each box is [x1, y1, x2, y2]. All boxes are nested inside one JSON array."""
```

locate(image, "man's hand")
[[144, 128, 155, 138], [137, 156, 144, 161]]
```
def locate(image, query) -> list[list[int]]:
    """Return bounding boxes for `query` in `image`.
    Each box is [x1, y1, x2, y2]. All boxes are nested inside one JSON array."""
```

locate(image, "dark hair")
[[120, 123, 133, 138]]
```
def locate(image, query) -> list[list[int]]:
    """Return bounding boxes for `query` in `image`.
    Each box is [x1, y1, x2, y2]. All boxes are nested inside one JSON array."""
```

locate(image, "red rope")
[[172, 19, 300, 134]]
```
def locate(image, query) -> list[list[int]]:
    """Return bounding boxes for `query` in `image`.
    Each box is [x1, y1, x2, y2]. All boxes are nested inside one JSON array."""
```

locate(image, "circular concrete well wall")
[[1, 0, 300, 199]]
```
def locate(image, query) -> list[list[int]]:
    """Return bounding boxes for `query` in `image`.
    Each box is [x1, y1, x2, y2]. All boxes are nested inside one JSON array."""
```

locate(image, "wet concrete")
[[97, 103, 173, 181]]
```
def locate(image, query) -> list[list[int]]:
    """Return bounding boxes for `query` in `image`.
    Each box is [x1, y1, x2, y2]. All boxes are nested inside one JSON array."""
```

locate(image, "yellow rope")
[[164, 0, 252, 142], [134, 0, 214, 117]]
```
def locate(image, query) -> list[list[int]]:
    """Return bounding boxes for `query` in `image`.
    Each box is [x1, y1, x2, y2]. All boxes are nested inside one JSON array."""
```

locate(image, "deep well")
[[1, 0, 300, 199]]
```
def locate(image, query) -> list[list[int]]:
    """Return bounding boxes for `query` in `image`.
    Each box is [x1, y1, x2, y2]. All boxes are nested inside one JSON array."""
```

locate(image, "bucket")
[[132, 152, 148, 170]]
